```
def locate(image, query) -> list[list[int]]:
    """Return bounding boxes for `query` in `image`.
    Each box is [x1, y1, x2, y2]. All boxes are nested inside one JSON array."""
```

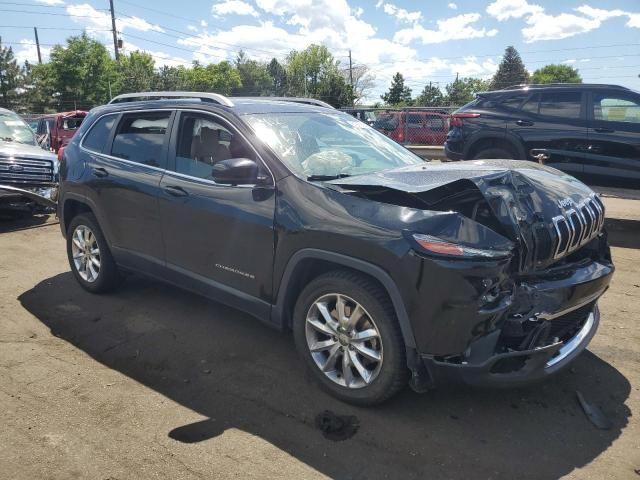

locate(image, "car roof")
[[485, 83, 633, 95]]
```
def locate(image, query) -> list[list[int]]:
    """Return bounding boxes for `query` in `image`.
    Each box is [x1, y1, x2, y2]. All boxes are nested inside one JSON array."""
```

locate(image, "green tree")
[[381, 72, 412, 105], [286, 45, 352, 106], [183, 61, 241, 94], [415, 83, 444, 107], [118, 51, 156, 93], [233, 51, 272, 96], [267, 58, 287, 96], [491, 46, 529, 90], [47, 33, 116, 109], [0, 45, 23, 109], [531, 64, 582, 84], [444, 77, 490, 106], [152, 65, 188, 91], [19, 61, 57, 113]]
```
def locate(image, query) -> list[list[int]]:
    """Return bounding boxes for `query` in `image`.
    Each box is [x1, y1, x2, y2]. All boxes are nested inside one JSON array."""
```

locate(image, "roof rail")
[[254, 97, 335, 109], [500, 83, 629, 90], [109, 91, 234, 107]]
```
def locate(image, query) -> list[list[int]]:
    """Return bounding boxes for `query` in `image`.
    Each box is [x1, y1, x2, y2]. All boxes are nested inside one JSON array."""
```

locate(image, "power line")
[[0, 25, 112, 32]]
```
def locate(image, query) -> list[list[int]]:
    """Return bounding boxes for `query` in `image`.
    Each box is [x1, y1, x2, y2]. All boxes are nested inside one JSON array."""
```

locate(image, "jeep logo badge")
[[8, 164, 24, 173], [557, 197, 574, 209]]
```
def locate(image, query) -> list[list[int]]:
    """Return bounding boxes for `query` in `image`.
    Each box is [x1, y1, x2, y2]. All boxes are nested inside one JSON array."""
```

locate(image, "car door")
[[405, 112, 424, 144], [586, 89, 640, 184], [158, 110, 276, 315], [81, 110, 173, 272], [511, 90, 589, 175]]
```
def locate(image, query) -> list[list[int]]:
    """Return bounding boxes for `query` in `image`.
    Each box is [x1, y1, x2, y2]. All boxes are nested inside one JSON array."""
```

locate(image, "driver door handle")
[[92, 167, 108, 178], [515, 120, 534, 126], [163, 185, 189, 197], [594, 127, 614, 133]]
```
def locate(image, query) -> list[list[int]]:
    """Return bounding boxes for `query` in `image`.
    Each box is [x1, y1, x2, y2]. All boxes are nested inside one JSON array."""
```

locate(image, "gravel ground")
[[0, 197, 639, 480]]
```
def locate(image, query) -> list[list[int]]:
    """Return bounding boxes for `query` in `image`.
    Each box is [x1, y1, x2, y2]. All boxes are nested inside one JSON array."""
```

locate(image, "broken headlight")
[[412, 234, 512, 259]]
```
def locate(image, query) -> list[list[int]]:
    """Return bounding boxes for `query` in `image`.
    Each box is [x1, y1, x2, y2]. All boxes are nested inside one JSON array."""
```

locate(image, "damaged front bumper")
[[422, 303, 600, 387], [0, 184, 58, 212]]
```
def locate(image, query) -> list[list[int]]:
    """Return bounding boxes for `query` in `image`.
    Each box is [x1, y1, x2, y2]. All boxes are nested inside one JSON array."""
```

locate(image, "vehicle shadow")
[[20, 272, 631, 480], [605, 217, 640, 249], [0, 213, 55, 234]]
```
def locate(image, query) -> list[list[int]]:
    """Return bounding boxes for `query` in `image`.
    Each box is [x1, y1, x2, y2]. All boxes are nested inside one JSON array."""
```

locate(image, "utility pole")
[[33, 27, 42, 64], [348, 49, 354, 106], [109, 0, 119, 60]]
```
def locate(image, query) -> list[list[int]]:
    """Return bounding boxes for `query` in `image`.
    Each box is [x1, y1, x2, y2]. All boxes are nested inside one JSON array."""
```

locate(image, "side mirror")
[[211, 158, 259, 185]]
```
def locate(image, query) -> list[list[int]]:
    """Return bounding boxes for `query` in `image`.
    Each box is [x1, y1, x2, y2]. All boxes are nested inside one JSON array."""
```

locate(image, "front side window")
[[244, 111, 423, 179], [175, 113, 256, 181], [407, 114, 422, 129], [83, 114, 117, 153], [538, 91, 582, 119], [593, 93, 640, 124], [111, 112, 171, 168]]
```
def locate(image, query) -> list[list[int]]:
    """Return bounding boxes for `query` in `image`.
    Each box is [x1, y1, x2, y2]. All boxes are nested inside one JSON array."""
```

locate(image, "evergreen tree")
[[381, 72, 412, 105], [415, 83, 444, 107], [0, 45, 22, 109], [267, 58, 287, 96], [444, 77, 490, 106], [233, 51, 272, 96], [490, 46, 529, 90]]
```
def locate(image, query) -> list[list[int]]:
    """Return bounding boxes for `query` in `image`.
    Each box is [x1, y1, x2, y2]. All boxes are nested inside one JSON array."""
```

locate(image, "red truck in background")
[[35, 111, 87, 153], [373, 110, 450, 145]]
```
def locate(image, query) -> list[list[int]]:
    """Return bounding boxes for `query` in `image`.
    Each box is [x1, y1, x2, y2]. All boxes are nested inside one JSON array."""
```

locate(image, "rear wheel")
[[293, 270, 407, 405], [472, 147, 514, 160], [67, 213, 120, 293]]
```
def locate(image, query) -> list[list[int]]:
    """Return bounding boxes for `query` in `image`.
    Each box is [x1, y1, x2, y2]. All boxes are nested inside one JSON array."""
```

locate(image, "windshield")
[[243, 111, 422, 179], [0, 112, 37, 145]]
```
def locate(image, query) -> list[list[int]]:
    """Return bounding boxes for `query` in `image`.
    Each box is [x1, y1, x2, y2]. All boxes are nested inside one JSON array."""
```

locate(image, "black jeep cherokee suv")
[[58, 92, 614, 405], [445, 83, 640, 186]]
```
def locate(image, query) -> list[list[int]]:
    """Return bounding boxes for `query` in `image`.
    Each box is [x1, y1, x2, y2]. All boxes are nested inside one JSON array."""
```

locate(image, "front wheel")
[[66, 213, 120, 293], [293, 270, 408, 405]]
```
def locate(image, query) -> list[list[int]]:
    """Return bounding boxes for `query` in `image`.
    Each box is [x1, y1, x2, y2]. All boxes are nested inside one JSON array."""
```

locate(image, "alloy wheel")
[[305, 293, 383, 389], [71, 225, 101, 283]]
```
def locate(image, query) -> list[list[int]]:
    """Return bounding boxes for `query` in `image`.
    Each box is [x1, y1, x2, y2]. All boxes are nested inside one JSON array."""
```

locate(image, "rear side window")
[[406, 114, 422, 129], [111, 112, 171, 168], [61, 115, 84, 130], [425, 115, 445, 131], [593, 92, 640, 124], [521, 94, 540, 114], [82, 115, 116, 153], [539, 91, 581, 119]]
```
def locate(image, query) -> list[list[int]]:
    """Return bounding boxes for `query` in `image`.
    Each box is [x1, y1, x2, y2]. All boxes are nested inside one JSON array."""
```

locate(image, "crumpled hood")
[[331, 159, 601, 271]]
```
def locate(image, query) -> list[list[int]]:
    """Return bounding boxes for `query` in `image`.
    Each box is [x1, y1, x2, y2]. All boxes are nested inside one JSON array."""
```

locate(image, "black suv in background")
[[445, 84, 640, 186], [58, 92, 613, 405]]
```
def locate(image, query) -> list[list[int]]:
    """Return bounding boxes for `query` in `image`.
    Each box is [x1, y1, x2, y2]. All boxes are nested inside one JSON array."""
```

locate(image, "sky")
[[3, 0, 640, 102]]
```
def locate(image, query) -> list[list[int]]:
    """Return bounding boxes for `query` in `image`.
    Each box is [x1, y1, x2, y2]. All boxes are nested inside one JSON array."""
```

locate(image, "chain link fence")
[[340, 107, 458, 146]]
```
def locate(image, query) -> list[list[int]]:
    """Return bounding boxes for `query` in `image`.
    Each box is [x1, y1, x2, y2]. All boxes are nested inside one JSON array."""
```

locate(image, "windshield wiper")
[[307, 173, 351, 181]]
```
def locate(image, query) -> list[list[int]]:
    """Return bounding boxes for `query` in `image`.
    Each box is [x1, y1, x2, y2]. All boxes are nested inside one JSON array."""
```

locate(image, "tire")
[[472, 147, 514, 160], [66, 212, 120, 293], [293, 270, 408, 406]]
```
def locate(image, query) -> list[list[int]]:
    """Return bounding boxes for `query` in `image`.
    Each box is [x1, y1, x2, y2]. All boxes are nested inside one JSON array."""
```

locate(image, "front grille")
[[551, 194, 605, 260], [0, 156, 55, 184]]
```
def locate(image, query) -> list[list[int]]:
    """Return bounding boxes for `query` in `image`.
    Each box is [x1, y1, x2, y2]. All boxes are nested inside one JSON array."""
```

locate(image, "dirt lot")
[[1, 196, 639, 480]]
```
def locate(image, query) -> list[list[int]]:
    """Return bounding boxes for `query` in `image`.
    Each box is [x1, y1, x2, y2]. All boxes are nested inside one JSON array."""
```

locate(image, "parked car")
[[58, 92, 613, 405], [445, 83, 640, 185], [36, 110, 88, 153], [0, 108, 58, 216], [373, 110, 450, 145], [341, 108, 378, 126]]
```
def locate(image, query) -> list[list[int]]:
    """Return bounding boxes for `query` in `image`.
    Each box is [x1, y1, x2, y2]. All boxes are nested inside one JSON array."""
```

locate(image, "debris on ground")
[[576, 390, 613, 430], [315, 410, 359, 441]]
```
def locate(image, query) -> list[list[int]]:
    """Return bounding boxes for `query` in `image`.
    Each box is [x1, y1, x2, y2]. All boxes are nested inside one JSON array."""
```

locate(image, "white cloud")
[[36, 0, 64, 5], [212, 0, 259, 17], [448, 3, 457, 10], [382, 3, 422, 24], [122, 42, 191, 68], [487, 1, 640, 42], [13, 39, 52, 64], [562, 59, 576, 64], [486, 0, 543, 21], [394, 13, 498, 45], [66, 4, 165, 34]]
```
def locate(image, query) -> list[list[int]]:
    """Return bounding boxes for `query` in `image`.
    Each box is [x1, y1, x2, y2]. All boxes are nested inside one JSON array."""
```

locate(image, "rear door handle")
[[92, 167, 108, 178], [163, 185, 189, 197], [515, 120, 534, 126], [594, 127, 614, 133]]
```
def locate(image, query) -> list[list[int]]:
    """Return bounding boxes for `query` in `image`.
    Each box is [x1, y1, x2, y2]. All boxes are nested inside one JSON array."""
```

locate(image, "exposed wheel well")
[[280, 258, 392, 329], [62, 199, 93, 234], [467, 137, 521, 159]]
